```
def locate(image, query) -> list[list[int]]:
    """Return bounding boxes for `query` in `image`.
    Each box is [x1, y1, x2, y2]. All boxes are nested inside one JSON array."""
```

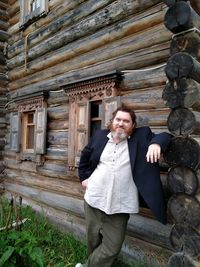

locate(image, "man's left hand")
[[146, 144, 161, 163]]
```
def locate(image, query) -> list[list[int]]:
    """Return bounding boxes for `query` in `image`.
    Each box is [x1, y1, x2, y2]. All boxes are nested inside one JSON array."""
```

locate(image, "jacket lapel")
[[128, 136, 138, 171]]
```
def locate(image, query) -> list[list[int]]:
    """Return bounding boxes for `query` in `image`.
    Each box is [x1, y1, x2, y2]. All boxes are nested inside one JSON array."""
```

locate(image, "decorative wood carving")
[[17, 97, 44, 112]]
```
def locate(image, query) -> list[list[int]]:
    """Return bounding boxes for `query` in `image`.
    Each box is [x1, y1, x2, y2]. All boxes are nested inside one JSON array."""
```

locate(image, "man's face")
[[111, 111, 134, 139]]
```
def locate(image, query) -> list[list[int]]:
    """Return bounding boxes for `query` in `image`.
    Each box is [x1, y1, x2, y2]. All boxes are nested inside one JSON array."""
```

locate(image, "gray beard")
[[111, 131, 127, 141]]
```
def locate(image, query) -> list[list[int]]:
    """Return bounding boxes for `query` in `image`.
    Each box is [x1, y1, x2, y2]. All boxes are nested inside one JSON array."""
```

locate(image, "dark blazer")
[[78, 127, 171, 224]]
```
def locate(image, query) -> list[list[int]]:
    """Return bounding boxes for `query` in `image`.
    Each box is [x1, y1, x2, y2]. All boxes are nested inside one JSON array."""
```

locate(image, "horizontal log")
[[48, 120, 68, 131], [165, 52, 200, 83], [164, 1, 200, 34], [167, 253, 200, 267], [10, 43, 170, 98], [5, 171, 83, 198], [168, 194, 200, 227], [167, 166, 198, 195], [167, 108, 200, 135], [121, 85, 166, 110], [4, 182, 84, 216], [47, 90, 69, 105], [47, 130, 68, 145], [170, 30, 200, 60], [164, 136, 200, 170], [45, 147, 68, 161], [8, 14, 169, 78], [162, 78, 200, 110], [8, 0, 108, 58], [127, 214, 172, 250], [47, 105, 69, 120], [121, 64, 166, 91], [134, 108, 170, 127], [7, 0, 162, 61], [170, 224, 200, 258]]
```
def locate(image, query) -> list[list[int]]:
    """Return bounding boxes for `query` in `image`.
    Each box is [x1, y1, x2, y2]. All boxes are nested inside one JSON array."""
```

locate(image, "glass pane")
[[27, 125, 34, 149], [28, 113, 34, 123], [91, 101, 102, 118]]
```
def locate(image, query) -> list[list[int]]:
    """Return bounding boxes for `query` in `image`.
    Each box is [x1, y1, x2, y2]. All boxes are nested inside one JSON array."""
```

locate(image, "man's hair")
[[107, 104, 137, 130]]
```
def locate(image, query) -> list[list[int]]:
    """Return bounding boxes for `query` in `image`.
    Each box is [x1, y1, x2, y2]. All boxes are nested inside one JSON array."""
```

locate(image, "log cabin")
[[0, 0, 200, 266]]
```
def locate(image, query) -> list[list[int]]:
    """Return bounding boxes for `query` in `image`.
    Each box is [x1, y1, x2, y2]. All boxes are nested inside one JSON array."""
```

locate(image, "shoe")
[[75, 264, 83, 267]]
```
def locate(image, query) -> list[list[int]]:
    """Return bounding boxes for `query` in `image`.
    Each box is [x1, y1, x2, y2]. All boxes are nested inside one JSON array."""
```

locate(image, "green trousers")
[[83, 201, 129, 267]]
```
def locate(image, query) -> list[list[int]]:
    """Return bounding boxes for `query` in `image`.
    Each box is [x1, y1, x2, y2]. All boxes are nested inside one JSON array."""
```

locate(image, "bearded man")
[[76, 105, 171, 267]]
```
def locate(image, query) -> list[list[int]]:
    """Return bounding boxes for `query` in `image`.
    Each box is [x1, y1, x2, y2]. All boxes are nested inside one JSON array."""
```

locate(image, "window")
[[63, 71, 122, 170], [10, 96, 47, 165], [19, 0, 48, 29]]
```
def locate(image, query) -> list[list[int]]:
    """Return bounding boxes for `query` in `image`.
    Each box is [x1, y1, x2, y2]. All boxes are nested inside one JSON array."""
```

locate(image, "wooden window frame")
[[19, 0, 48, 29], [63, 71, 122, 171], [10, 97, 47, 165]]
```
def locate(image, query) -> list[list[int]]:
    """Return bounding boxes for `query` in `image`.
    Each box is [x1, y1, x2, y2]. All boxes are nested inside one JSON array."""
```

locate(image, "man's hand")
[[82, 179, 88, 189], [146, 144, 161, 163]]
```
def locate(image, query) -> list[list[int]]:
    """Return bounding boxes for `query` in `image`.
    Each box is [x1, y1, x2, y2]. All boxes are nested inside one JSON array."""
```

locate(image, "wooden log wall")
[[163, 1, 200, 266], [0, 0, 9, 193], [3, 0, 192, 265]]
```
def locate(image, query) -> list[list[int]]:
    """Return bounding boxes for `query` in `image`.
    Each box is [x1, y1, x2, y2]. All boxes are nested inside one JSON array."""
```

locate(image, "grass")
[[0, 196, 147, 267]]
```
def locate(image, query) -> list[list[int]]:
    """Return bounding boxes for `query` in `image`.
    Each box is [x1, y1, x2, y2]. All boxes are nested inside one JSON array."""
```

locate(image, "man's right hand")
[[82, 179, 88, 189]]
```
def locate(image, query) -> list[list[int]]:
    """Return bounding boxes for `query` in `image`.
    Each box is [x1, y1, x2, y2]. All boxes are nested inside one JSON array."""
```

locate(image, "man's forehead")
[[114, 111, 132, 120]]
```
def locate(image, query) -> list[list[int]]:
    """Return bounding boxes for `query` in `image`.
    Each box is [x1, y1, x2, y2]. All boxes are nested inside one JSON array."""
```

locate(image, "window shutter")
[[75, 102, 89, 167], [35, 107, 47, 154], [102, 96, 121, 128], [10, 112, 21, 152]]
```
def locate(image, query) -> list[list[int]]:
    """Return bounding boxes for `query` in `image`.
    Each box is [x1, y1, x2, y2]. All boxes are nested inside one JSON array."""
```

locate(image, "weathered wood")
[[165, 52, 200, 83], [121, 86, 166, 110], [8, 7, 168, 73], [170, 30, 200, 60], [167, 108, 200, 135], [134, 108, 170, 127], [10, 43, 170, 97], [164, 1, 200, 34], [168, 194, 200, 227], [162, 78, 200, 110], [170, 224, 200, 258], [47, 105, 69, 120], [167, 166, 198, 195], [121, 64, 166, 91], [5, 171, 83, 198], [127, 214, 172, 250], [47, 131, 68, 145], [167, 252, 200, 267], [164, 136, 200, 170], [7, 0, 162, 61], [4, 182, 84, 216]]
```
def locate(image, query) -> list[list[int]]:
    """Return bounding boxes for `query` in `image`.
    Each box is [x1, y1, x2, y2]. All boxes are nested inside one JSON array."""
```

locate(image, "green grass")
[[0, 197, 147, 267]]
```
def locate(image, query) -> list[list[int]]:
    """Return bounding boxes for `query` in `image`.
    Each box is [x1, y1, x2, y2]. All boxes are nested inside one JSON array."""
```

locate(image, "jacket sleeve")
[[149, 130, 172, 153], [78, 136, 95, 182]]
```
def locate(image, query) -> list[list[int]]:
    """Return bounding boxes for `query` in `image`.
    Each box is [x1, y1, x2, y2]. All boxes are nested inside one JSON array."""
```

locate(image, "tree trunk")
[[168, 194, 200, 227], [170, 30, 200, 60], [167, 166, 198, 195], [162, 78, 200, 110], [165, 52, 200, 83], [170, 223, 200, 258], [164, 136, 200, 170], [167, 108, 200, 135], [164, 1, 200, 34], [167, 252, 200, 267]]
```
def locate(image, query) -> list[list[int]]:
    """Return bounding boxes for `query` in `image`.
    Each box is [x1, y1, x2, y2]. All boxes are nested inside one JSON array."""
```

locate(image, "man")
[[76, 105, 171, 267]]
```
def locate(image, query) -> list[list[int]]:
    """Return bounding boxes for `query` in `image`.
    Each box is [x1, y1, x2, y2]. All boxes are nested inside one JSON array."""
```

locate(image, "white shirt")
[[84, 133, 139, 214]]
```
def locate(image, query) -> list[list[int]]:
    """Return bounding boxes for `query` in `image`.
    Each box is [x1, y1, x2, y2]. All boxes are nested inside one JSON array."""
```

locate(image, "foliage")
[[0, 197, 147, 267]]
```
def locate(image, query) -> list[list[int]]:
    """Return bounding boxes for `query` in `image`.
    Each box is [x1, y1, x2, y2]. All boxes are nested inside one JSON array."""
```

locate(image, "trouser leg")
[[84, 201, 129, 267]]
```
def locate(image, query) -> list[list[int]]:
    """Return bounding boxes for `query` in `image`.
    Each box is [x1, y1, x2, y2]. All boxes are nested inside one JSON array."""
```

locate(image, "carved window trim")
[[63, 71, 123, 171], [10, 96, 47, 165]]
